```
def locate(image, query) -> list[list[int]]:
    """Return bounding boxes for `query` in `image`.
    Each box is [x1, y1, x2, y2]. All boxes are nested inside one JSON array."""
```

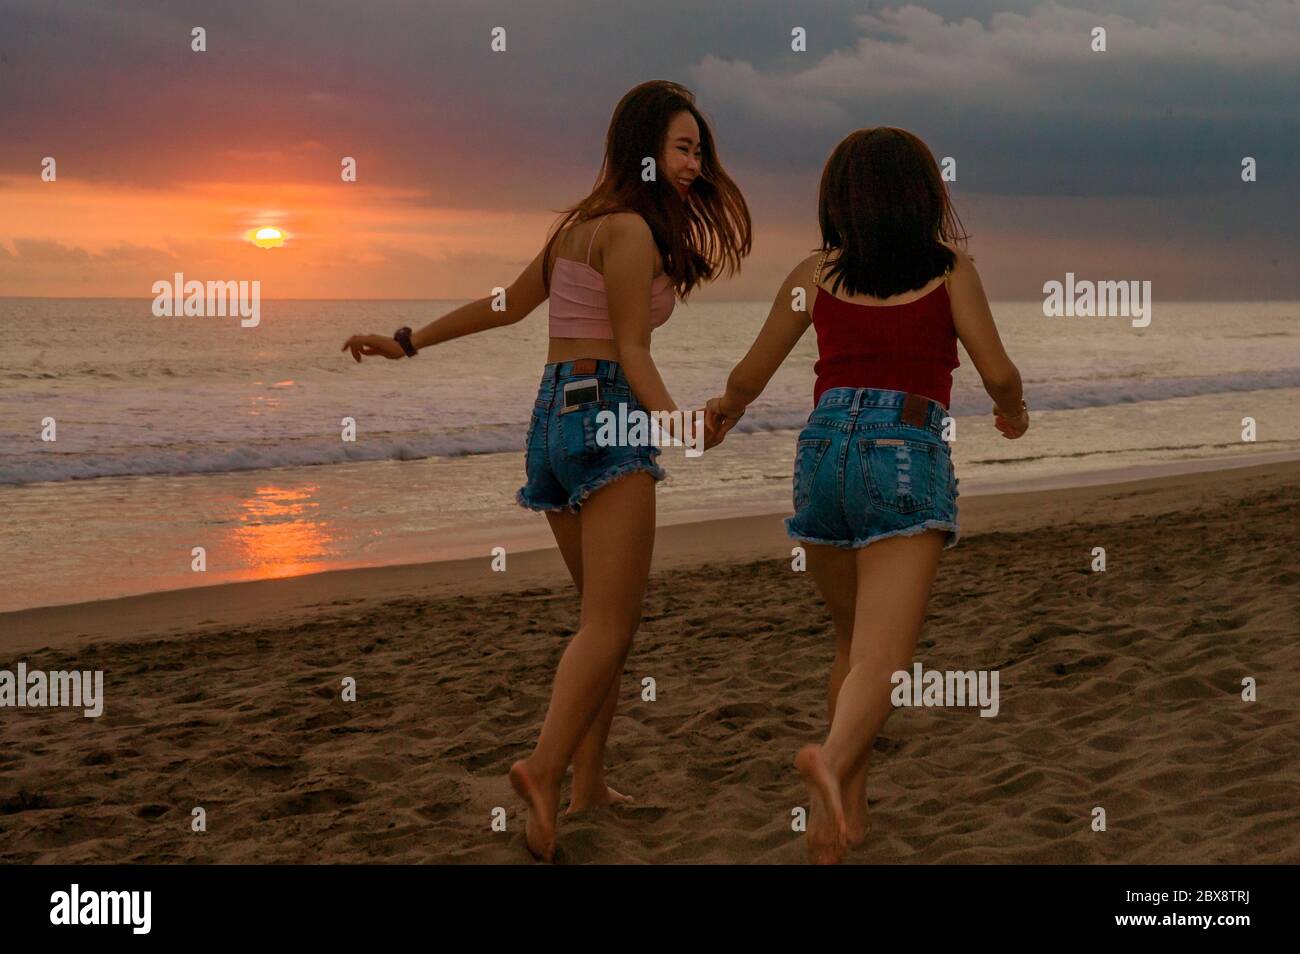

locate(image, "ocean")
[[2, 297, 1297, 611]]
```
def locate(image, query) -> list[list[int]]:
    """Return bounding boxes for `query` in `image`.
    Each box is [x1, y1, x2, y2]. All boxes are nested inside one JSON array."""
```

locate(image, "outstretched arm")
[[411, 246, 549, 349], [708, 255, 816, 437], [342, 246, 549, 361], [947, 247, 1028, 438]]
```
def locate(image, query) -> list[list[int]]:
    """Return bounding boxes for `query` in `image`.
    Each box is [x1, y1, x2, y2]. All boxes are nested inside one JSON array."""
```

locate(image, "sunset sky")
[[1, 0, 1296, 300]]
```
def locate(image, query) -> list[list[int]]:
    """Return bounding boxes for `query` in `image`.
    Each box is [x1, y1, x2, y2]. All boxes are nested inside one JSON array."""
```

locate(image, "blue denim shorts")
[[516, 359, 667, 513], [785, 388, 960, 550]]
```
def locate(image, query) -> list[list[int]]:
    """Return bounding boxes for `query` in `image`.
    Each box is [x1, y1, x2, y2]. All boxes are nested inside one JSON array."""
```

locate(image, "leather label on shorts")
[[572, 358, 598, 375], [901, 392, 929, 428], [875, 438, 905, 445]]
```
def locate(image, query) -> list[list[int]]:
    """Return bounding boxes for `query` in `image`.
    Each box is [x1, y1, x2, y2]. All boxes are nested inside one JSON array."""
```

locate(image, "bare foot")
[[795, 744, 847, 865], [842, 767, 871, 846], [566, 784, 633, 815], [844, 796, 872, 846], [509, 759, 558, 862]]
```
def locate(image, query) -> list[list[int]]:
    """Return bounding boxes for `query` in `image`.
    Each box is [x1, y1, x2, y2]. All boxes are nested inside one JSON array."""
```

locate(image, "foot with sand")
[[843, 771, 871, 846], [566, 784, 633, 815], [796, 744, 848, 864], [509, 760, 559, 862]]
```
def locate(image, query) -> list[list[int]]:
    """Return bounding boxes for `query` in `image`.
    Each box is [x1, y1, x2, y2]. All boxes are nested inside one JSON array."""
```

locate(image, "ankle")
[[569, 770, 606, 798], [819, 747, 850, 784], [523, 756, 564, 791]]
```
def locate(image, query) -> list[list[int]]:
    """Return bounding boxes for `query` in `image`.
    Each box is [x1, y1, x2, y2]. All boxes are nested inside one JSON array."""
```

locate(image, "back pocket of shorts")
[[858, 438, 936, 514], [793, 438, 831, 512], [560, 401, 610, 460]]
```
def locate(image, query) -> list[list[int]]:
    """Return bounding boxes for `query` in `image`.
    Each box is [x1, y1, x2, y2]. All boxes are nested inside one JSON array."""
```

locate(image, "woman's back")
[[547, 216, 675, 342], [810, 254, 959, 408]]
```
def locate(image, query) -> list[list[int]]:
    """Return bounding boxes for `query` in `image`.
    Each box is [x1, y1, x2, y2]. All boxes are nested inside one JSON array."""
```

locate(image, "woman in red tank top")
[[705, 127, 1029, 863]]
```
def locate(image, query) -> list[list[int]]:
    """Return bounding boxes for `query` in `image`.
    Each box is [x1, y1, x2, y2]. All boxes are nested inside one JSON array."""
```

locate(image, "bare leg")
[[511, 473, 655, 860], [807, 544, 869, 845], [543, 511, 631, 813], [567, 677, 633, 812], [801, 530, 945, 864]]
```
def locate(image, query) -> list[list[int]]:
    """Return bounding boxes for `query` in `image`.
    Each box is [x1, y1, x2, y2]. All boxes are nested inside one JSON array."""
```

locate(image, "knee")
[[848, 640, 908, 676], [584, 614, 639, 649]]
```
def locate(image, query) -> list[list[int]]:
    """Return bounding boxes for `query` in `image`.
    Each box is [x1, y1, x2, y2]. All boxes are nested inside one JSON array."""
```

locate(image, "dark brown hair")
[[543, 80, 751, 298], [817, 127, 968, 299]]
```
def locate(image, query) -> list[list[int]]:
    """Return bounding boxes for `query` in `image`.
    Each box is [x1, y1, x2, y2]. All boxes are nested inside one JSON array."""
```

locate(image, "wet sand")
[[1, 461, 1296, 863]]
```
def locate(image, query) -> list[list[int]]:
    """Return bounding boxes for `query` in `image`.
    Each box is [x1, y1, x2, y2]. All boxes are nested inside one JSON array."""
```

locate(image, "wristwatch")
[[393, 327, 417, 357]]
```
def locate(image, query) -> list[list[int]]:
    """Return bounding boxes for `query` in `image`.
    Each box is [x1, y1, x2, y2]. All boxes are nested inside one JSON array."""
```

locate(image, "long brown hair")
[[543, 80, 751, 298], [817, 127, 968, 299]]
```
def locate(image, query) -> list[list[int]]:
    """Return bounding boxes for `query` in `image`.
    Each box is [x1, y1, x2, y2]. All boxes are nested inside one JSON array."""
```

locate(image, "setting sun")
[[248, 226, 286, 249]]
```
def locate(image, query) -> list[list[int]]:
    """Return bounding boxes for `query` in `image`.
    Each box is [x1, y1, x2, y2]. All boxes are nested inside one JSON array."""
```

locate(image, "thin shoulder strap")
[[812, 250, 828, 287], [585, 216, 609, 266]]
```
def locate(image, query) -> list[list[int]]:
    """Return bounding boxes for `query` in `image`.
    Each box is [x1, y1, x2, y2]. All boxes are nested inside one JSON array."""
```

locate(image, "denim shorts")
[[785, 388, 960, 550], [516, 358, 667, 513]]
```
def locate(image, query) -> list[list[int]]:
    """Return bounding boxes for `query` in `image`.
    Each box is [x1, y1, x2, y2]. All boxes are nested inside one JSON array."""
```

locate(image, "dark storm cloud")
[[3, 0, 1295, 192], [0, 0, 1296, 296]]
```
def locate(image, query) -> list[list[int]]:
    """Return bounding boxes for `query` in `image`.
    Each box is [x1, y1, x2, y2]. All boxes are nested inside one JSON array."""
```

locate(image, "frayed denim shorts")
[[785, 388, 960, 550], [517, 358, 667, 513]]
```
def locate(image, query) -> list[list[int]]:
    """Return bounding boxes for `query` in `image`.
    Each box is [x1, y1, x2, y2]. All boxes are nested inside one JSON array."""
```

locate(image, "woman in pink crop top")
[[342, 80, 752, 861], [705, 127, 1027, 863]]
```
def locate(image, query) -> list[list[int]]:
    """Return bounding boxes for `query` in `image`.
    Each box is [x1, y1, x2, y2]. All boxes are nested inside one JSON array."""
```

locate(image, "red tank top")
[[810, 261, 959, 408]]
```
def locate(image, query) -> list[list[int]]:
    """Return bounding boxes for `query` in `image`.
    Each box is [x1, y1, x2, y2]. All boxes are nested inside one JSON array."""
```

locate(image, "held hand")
[[704, 396, 744, 449], [691, 406, 724, 452], [341, 334, 405, 362], [993, 403, 1029, 439], [681, 407, 710, 452]]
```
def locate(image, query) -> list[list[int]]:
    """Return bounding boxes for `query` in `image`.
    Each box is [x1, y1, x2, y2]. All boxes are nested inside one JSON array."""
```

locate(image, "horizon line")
[[2, 295, 1297, 304]]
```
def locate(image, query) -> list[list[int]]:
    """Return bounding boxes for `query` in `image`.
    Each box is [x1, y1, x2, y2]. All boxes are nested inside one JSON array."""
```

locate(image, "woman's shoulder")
[[591, 212, 660, 274], [798, 250, 827, 289], [942, 242, 976, 272], [549, 211, 651, 267], [601, 211, 654, 243]]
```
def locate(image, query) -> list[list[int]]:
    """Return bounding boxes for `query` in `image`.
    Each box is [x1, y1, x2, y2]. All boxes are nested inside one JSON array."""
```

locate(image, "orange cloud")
[[0, 175, 564, 298]]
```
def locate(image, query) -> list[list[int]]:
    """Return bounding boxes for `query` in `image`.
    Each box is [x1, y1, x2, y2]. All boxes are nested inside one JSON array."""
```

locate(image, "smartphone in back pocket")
[[562, 378, 600, 411]]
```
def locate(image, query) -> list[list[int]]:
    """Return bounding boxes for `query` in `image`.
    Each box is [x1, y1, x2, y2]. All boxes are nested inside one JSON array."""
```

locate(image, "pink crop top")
[[549, 216, 676, 339]]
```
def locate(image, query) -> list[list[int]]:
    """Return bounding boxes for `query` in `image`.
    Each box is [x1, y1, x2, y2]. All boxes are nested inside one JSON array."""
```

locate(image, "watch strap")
[[394, 327, 417, 357]]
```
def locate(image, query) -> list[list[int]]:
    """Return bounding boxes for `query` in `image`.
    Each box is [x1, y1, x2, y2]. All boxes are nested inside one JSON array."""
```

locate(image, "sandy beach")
[[1, 460, 1296, 864]]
